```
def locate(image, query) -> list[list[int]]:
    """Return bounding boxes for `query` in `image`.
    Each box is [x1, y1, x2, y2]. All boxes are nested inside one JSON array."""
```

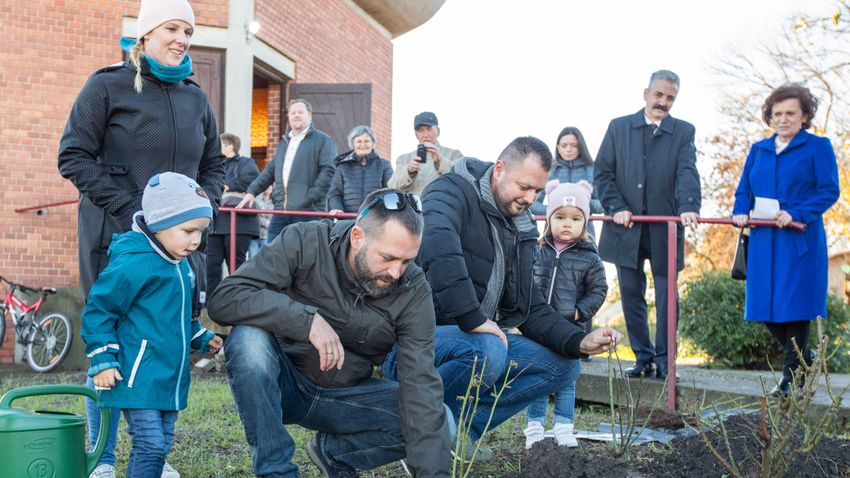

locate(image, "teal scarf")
[[120, 37, 193, 84]]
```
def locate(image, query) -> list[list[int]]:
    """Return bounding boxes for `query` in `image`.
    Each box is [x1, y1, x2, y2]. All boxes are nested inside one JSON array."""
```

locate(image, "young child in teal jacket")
[[82, 172, 223, 477]]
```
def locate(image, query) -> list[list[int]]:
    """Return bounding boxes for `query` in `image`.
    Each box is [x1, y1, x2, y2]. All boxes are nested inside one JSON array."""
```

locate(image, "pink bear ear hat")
[[545, 180, 593, 223]]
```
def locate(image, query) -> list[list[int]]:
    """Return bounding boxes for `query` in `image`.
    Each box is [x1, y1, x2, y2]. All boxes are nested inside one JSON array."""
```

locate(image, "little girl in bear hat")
[[523, 180, 608, 449]]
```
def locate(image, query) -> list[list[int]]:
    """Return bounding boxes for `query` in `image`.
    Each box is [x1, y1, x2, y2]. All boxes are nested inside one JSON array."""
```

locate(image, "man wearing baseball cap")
[[388, 112, 464, 195]]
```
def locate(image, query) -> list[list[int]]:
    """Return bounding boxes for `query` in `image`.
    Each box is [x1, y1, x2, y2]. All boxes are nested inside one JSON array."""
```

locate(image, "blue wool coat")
[[733, 130, 840, 323]]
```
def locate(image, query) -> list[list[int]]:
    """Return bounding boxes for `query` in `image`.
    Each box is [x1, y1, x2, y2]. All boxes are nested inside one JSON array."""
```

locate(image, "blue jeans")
[[248, 238, 267, 258], [382, 325, 581, 441], [267, 214, 313, 242], [525, 361, 581, 425], [122, 409, 178, 478], [86, 376, 121, 466], [225, 325, 413, 477]]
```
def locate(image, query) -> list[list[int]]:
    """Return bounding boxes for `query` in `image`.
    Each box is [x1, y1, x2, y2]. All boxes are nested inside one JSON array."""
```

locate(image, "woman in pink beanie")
[[523, 180, 608, 450], [58, 2, 224, 477]]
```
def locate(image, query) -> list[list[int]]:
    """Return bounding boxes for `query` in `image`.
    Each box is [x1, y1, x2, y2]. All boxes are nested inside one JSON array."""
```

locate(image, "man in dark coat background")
[[207, 132, 260, 296], [238, 98, 337, 240], [593, 70, 701, 380]]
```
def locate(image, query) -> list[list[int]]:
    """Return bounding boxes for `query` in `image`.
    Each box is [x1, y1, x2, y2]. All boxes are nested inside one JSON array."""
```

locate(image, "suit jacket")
[[247, 125, 337, 211], [593, 110, 701, 273]]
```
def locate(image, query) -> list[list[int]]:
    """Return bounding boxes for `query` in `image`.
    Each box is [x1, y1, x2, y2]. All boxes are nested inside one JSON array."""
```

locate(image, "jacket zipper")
[[174, 263, 187, 409], [128, 339, 148, 388], [165, 86, 177, 170], [547, 247, 563, 304]]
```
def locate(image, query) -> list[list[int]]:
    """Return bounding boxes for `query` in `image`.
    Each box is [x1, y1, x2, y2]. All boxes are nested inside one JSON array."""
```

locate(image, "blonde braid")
[[130, 41, 144, 93]]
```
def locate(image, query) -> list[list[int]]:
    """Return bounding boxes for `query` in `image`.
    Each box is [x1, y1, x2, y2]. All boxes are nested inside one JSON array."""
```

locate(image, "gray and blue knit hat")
[[142, 172, 212, 232]]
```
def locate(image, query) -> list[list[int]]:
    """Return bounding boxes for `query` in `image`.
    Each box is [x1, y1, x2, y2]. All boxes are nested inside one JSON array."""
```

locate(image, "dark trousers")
[[267, 214, 314, 242], [617, 226, 679, 370], [206, 234, 252, 296], [764, 321, 812, 379]]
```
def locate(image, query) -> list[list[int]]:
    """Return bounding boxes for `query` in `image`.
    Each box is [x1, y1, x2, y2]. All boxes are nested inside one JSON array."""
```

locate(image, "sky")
[[390, 0, 837, 162]]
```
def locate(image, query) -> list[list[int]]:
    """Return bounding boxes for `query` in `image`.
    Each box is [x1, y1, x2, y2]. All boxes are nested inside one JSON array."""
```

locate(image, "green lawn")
[[0, 371, 613, 477]]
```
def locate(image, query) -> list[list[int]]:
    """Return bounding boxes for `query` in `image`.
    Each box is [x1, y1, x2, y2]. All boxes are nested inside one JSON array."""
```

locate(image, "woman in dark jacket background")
[[327, 125, 393, 214], [57, 1, 224, 475], [531, 127, 603, 238]]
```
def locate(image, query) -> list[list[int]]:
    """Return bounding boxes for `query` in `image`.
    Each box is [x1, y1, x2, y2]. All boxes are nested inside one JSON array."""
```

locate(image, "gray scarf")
[[452, 157, 537, 323]]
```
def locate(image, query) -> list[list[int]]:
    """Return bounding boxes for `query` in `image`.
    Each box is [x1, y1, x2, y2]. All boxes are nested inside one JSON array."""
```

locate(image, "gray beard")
[[353, 247, 394, 298]]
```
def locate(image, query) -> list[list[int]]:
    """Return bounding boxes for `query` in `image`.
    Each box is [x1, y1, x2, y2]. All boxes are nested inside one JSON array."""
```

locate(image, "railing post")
[[229, 209, 237, 273], [667, 220, 678, 411]]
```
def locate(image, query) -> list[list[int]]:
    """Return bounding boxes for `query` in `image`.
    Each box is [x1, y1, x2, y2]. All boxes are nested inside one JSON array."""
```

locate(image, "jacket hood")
[[108, 212, 182, 264]]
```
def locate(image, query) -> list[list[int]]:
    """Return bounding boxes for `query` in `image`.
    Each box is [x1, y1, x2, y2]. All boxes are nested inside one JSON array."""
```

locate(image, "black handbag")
[[731, 230, 749, 280]]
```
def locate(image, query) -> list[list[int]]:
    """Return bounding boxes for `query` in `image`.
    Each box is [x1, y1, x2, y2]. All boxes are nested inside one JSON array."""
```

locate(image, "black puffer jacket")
[[419, 158, 586, 358], [58, 60, 225, 296], [326, 150, 393, 212], [212, 155, 260, 236], [532, 237, 608, 324]]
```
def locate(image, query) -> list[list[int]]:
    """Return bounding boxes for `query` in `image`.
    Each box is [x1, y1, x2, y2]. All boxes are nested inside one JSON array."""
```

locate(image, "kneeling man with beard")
[[208, 188, 451, 478]]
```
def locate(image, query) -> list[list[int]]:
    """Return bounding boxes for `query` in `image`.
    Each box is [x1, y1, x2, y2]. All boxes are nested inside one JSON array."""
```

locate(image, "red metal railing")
[[221, 207, 804, 411], [17, 200, 804, 411]]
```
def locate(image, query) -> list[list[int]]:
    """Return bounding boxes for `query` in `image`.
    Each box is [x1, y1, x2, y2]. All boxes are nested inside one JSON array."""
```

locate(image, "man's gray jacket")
[[207, 219, 450, 476]]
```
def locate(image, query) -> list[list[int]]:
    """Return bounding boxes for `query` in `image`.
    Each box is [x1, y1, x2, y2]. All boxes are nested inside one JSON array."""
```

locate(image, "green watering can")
[[0, 385, 109, 478]]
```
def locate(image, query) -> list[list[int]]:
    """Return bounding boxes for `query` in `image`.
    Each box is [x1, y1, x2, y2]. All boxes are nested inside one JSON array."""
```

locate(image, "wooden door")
[[288, 83, 372, 153], [190, 48, 226, 130]]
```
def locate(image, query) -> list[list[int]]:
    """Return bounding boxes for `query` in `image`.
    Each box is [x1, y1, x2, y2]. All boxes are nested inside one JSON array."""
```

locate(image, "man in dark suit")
[[593, 70, 701, 380]]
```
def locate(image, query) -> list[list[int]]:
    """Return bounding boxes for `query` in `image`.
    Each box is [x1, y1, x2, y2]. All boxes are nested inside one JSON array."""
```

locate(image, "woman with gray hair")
[[327, 125, 393, 213]]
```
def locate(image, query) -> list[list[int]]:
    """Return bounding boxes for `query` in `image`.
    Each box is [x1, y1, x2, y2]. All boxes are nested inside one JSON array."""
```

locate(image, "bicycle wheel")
[[0, 305, 6, 346], [26, 312, 73, 372]]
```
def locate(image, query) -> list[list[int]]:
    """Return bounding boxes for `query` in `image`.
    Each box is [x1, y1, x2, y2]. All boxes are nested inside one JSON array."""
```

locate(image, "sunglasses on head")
[[356, 192, 423, 224]]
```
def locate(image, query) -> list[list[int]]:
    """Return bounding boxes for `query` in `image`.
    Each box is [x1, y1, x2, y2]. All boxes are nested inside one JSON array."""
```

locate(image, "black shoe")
[[307, 435, 358, 478], [624, 362, 654, 378], [581, 356, 593, 362]]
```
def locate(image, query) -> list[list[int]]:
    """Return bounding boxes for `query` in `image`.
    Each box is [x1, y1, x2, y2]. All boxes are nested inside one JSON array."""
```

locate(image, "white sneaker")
[[89, 464, 116, 478], [162, 462, 181, 478], [523, 420, 545, 449], [553, 423, 578, 447]]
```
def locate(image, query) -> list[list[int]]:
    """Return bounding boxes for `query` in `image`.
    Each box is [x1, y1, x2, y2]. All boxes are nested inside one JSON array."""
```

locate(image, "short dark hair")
[[555, 127, 594, 165], [288, 98, 313, 113], [762, 84, 818, 130], [496, 136, 553, 171], [220, 133, 241, 154], [356, 188, 423, 239]]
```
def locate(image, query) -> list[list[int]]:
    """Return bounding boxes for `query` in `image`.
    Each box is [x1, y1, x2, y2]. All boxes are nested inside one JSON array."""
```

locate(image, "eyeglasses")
[[356, 192, 422, 224]]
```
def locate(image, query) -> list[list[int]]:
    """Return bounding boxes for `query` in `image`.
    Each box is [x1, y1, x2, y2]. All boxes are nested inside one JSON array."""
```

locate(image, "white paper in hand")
[[752, 197, 780, 220]]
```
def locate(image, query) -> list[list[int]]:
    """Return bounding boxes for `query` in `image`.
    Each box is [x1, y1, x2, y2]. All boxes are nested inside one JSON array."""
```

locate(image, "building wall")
[[256, 0, 393, 159], [0, 0, 394, 363]]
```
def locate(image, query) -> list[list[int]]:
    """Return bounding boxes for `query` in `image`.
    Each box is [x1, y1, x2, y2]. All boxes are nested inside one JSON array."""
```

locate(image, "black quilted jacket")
[[532, 237, 608, 324], [326, 150, 392, 212], [58, 60, 225, 295]]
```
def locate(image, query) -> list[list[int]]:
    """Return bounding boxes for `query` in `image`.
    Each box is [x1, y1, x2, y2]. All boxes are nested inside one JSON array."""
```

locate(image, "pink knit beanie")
[[136, 0, 195, 39], [545, 180, 592, 222]]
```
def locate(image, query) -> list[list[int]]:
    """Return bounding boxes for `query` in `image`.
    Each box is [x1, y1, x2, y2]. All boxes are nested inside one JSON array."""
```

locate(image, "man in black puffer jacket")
[[382, 136, 621, 454]]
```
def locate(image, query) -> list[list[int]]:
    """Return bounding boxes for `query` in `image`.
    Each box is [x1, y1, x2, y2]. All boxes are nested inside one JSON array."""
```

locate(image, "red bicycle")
[[0, 276, 73, 372]]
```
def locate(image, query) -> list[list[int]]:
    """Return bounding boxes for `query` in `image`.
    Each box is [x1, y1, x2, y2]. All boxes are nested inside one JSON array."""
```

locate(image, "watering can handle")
[[0, 384, 111, 475]]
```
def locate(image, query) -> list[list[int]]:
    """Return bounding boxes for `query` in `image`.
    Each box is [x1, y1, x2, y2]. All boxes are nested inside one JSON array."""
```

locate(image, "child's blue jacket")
[[82, 223, 215, 410]]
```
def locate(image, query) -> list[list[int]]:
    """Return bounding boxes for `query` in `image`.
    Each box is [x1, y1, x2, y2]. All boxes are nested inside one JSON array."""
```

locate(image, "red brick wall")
[[257, 0, 393, 159], [268, 82, 282, 159], [0, 1, 393, 363]]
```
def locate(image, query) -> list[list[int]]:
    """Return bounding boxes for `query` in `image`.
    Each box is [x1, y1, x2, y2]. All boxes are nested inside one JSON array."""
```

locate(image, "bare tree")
[[693, 0, 850, 272]]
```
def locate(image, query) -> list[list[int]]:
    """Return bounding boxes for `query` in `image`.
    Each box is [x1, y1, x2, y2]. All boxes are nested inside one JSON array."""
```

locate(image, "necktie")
[[649, 123, 658, 134]]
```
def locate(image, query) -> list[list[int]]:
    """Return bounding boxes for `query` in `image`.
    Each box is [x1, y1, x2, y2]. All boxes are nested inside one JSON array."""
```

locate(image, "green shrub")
[[679, 270, 850, 373]]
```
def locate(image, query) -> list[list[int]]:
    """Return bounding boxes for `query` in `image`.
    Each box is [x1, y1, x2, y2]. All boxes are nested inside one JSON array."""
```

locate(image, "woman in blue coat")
[[732, 84, 840, 396]]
